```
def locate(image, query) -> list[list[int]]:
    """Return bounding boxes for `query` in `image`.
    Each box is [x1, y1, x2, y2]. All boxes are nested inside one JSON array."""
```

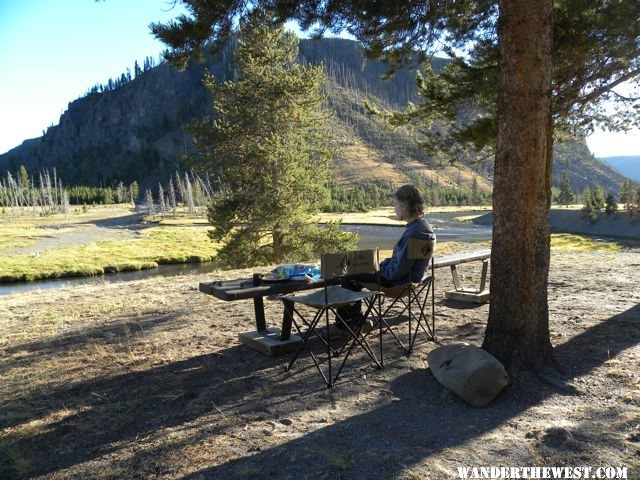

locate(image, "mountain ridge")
[[0, 37, 629, 198], [599, 155, 640, 182]]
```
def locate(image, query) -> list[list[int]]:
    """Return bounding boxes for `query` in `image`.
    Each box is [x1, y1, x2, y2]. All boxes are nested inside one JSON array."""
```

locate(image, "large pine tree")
[[557, 171, 575, 206], [152, 0, 640, 372], [188, 13, 355, 267]]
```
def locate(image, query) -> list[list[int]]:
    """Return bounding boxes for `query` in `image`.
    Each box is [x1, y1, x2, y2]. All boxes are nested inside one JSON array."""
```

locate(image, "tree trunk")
[[482, 0, 555, 370], [273, 230, 285, 264]]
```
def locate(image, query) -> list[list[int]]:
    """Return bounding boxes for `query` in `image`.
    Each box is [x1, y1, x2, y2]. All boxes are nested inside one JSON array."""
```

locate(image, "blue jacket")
[[380, 217, 436, 284]]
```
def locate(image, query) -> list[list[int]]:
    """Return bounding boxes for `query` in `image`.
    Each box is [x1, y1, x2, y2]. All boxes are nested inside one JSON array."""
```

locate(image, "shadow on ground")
[[178, 303, 640, 479], [1, 303, 638, 479]]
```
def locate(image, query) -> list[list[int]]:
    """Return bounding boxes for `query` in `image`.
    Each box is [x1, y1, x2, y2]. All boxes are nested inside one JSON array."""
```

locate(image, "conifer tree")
[[471, 177, 481, 205], [188, 13, 355, 267], [158, 184, 167, 215], [129, 181, 139, 205], [620, 179, 635, 211], [184, 172, 195, 215], [556, 171, 575, 206], [590, 184, 605, 211], [144, 188, 154, 216], [168, 177, 177, 218], [604, 192, 618, 215], [582, 186, 597, 223]]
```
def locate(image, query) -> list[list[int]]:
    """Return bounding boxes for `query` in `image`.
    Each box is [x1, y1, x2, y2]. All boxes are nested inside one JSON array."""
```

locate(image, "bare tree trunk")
[[483, 0, 555, 371]]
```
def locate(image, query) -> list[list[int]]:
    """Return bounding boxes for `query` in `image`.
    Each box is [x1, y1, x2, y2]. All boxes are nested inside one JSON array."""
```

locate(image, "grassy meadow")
[[0, 204, 621, 284], [0, 206, 218, 283]]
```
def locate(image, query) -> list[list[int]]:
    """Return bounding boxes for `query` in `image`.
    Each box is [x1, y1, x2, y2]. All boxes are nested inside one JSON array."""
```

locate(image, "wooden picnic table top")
[[199, 249, 491, 302], [199, 277, 324, 301]]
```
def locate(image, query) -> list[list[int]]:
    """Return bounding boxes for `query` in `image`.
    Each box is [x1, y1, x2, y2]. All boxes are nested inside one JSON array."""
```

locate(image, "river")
[[0, 211, 491, 295]]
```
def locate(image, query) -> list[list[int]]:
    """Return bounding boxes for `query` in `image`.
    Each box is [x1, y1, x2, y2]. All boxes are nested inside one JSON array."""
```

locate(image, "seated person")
[[327, 184, 436, 336]]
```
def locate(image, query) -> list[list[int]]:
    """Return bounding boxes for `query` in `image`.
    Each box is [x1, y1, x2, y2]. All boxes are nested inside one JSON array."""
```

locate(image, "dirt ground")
[[1, 247, 639, 479]]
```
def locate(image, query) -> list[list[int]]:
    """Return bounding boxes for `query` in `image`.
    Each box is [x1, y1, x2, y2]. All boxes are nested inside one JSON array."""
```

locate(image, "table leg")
[[450, 264, 463, 291], [253, 296, 267, 332], [479, 259, 489, 292], [281, 299, 294, 340]]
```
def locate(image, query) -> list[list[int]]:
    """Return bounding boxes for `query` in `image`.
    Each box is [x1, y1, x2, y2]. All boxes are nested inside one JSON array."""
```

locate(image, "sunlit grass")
[[0, 232, 38, 253], [550, 233, 620, 252], [451, 214, 486, 222], [0, 225, 219, 283]]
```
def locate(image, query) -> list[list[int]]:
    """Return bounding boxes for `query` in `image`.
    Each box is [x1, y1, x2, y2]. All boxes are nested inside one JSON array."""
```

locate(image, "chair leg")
[[377, 289, 413, 355], [285, 295, 386, 387], [326, 308, 332, 387], [307, 308, 333, 387], [408, 279, 435, 352], [408, 284, 412, 355], [285, 308, 323, 372], [378, 294, 383, 368], [330, 301, 382, 385]]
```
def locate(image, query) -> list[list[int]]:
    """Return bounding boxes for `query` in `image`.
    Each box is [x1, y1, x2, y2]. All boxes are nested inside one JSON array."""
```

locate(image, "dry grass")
[[333, 144, 407, 186]]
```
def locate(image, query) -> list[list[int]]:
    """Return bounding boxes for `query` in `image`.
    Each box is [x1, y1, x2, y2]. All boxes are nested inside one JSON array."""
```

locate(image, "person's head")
[[391, 184, 425, 221]]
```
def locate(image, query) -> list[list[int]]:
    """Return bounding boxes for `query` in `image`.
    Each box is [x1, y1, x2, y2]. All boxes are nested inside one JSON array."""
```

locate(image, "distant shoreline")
[[474, 208, 640, 240]]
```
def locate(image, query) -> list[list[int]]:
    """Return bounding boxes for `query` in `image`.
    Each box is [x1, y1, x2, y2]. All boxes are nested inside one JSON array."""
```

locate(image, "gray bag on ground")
[[427, 343, 509, 407]]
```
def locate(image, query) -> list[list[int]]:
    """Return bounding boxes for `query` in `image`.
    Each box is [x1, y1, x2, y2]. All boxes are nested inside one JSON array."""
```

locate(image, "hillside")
[[0, 38, 628, 197], [600, 155, 640, 182]]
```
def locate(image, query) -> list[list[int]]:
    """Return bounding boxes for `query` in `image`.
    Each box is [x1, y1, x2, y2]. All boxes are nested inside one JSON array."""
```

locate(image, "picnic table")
[[199, 249, 491, 355]]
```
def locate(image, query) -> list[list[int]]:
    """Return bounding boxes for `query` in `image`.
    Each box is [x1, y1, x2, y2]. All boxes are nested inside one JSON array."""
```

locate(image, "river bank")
[[0, 205, 631, 288]]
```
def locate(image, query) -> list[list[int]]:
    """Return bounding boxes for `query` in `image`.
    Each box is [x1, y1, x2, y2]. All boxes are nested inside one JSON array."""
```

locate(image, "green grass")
[[0, 224, 65, 253], [0, 233, 37, 253], [0, 226, 219, 283]]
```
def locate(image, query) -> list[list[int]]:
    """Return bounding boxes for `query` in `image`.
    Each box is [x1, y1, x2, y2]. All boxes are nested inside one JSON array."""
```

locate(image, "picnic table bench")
[[199, 248, 491, 355], [434, 249, 491, 303]]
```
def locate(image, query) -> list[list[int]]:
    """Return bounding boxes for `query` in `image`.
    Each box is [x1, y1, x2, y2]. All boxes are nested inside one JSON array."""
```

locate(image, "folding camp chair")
[[366, 237, 436, 358], [281, 249, 383, 387]]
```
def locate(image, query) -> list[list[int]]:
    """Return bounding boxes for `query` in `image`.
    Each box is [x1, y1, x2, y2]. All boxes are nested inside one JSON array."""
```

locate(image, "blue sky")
[[0, 0, 188, 154], [0, 1, 638, 158]]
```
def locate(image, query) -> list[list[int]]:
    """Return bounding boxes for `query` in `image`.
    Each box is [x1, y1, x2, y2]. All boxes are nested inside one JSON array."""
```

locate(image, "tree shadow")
[[78, 213, 146, 229], [175, 303, 640, 479], [441, 298, 488, 310], [0, 319, 381, 478], [1, 312, 177, 368]]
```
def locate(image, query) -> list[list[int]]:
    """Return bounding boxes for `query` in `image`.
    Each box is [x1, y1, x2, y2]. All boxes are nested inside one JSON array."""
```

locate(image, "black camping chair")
[[280, 249, 383, 388], [365, 237, 436, 358]]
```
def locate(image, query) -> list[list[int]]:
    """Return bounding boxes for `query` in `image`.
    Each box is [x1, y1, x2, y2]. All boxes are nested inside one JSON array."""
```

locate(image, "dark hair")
[[392, 184, 425, 217]]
